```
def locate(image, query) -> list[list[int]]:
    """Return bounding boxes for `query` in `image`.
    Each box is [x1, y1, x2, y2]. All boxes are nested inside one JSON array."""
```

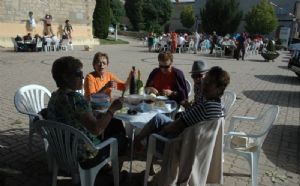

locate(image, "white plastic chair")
[[14, 84, 51, 150], [215, 46, 224, 57], [185, 79, 192, 97], [144, 118, 224, 186], [36, 120, 119, 186], [76, 79, 85, 95], [222, 90, 237, 118], [224, 105, 280, 186]]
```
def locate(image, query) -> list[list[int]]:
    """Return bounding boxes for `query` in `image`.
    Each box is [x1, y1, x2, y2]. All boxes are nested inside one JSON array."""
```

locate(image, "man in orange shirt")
[[84, 52, 130, 101]]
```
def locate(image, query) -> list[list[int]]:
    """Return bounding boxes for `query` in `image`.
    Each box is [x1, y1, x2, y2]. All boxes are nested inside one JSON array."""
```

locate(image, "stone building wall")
[[0, 0, 96, 47]]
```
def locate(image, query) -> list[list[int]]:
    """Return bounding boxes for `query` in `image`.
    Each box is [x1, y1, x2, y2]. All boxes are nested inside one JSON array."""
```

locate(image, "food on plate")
[[155, 100, 165, 107], [127, 109, 137, 115]]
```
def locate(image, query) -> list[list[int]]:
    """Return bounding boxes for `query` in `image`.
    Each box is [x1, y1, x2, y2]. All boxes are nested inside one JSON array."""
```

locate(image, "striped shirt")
[[181, 98, 222, 127]]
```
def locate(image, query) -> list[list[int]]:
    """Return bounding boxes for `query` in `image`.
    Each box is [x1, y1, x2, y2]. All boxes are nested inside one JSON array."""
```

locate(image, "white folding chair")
[[222, 90, 237, 118], [215, 46, 224, 57], [224, 105, 280, 186], [36, 120, 119, 186], [14, 84, 51, 151]]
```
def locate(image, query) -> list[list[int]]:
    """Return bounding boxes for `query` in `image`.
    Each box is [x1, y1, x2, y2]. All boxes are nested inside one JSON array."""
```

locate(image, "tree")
[[143, 0, 172, 33], [93, 0, 110, 39], [125, 0, 172, 32], [200, 0, 243, 36], [180, 5, 196, 28], [110, 0, 125, 26], [125, 0, 144, 31], [244, 0, 278, 35]]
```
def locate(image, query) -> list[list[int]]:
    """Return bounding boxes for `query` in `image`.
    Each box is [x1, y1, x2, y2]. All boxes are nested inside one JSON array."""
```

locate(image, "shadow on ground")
[[262, 125, 300, 174], [246, 59, 266, 63], [277, 65, 289, 70], [255, 75, 300, 85], [243, 90, 300, 108]]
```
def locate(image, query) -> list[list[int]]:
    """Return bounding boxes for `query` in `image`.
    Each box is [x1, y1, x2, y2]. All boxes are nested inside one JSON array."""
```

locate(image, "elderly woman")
[[145, 51, 188, 104], [84, 52, 129, 101], [47, 56, 128, 169]]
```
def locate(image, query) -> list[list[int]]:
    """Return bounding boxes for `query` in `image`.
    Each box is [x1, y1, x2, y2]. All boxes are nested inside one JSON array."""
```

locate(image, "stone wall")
[[0, 0, 96, 47]]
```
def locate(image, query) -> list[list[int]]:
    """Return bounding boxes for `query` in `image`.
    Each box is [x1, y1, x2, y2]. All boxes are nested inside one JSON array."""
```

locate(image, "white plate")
[[156, 96, 168, 100]]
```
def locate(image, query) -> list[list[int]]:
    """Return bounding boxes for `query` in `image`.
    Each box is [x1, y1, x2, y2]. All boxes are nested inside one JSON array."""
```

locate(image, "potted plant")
[[261, 40, 280, 62]]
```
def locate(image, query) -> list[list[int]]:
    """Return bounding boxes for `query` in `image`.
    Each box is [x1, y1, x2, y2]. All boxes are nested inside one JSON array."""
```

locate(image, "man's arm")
[[162, 118, 186, 134]]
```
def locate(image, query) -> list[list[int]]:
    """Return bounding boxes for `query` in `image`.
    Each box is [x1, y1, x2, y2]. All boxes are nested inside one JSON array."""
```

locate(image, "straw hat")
[[189, 60, 209, 74]]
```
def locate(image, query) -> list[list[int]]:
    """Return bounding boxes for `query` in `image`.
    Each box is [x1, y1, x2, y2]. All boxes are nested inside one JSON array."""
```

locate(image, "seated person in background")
[[145, 51, 188, 104], [135, 66, 230, 149], [181, 60, 209, 110], [84, 52, 130, 101], [47, 56, 128, 170], [23, 33, 33, 41], [15, 34, 23, 42]]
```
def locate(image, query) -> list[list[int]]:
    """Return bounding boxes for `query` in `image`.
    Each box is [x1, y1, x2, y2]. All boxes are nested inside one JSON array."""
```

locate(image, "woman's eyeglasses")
[[191, 74, 204, 79]]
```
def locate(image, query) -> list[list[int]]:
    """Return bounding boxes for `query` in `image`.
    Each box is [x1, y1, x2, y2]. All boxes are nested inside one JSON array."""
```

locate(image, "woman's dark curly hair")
[[207, 66, 230, 96], [51, 56, 82, 87]]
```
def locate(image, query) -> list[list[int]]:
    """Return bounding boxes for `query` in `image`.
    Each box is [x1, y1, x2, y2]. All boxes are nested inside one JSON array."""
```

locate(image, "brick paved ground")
[[0, 37, 299, 186]]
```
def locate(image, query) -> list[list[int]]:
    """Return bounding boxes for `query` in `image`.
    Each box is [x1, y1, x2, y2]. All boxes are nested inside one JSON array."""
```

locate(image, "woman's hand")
[[145, 87, 159, 95], [109, 98, 123, 113], [105, 80, 116, 89]]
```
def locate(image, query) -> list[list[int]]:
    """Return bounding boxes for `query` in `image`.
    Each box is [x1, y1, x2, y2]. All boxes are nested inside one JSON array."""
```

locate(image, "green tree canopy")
[[200, 0, 243, 35], [110, 0, 125, 26], [244, 0, 278, 35], [180, 5, 196, 28], [125, 0, 144, 30], [125, 0, 172, 32], [93, 0, 110, 39]]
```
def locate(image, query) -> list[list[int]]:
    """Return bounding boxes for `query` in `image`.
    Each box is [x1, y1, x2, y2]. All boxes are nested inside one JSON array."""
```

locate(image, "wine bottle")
[[136, 70, 144, 95], [129, 66, 137, 94]]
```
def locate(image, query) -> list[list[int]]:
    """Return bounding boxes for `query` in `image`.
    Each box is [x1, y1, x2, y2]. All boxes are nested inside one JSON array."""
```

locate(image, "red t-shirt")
[[151, 70, 176, 92]]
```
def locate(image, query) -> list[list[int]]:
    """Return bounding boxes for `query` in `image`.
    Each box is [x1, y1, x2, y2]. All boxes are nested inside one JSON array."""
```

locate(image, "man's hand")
[[145, 87, 159, 95], [161, 89, 173, 97]]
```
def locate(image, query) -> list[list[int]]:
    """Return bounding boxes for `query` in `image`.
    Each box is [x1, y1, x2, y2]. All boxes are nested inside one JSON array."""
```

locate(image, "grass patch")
[[100, 37, 129, 45]]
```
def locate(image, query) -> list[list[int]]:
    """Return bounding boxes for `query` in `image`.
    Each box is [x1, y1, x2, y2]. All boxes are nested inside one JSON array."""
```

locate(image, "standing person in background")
[[148, 32, 154, 52], [170, 31, 178, 53], [64, 19, 73, 41], [209, 31, 218, 54], [42, 14, 54, 36], [193, 31, 200, 54], [236, 32, 246, 61], [28, 11, 36, 33]]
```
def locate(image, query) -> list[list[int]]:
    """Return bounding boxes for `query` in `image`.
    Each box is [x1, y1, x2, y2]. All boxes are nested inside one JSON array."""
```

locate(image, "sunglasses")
[[159, 65, 171, 69], [191, 74, 204, 79], [73, 70, 83, 78]]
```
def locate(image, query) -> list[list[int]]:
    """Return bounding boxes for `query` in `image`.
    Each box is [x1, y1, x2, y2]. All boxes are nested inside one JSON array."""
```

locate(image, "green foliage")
[[245, 0, 278, 35], [266, 40, 276, 52], [200, 0, 243, 35], [125, 0, 144, 30], [110, 0, 125, 26], [180, 5, 196, 28], [125, 0, 172, 32], [93, 0, 110, 39]]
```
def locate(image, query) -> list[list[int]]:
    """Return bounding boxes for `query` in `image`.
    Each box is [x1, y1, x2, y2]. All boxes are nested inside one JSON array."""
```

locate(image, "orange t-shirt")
[[84, 71, 126, 101], [152, 70, 176, 92]]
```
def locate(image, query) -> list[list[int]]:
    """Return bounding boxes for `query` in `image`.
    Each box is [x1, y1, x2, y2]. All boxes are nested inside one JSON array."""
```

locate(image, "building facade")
[[0, 0, 96, 47]]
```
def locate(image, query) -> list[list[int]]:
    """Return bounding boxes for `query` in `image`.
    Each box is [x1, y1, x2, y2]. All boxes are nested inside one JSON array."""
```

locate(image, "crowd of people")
[[14, 12, 73, 52], [43, 50, 230, 184], [146, 30, 272, 60]]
